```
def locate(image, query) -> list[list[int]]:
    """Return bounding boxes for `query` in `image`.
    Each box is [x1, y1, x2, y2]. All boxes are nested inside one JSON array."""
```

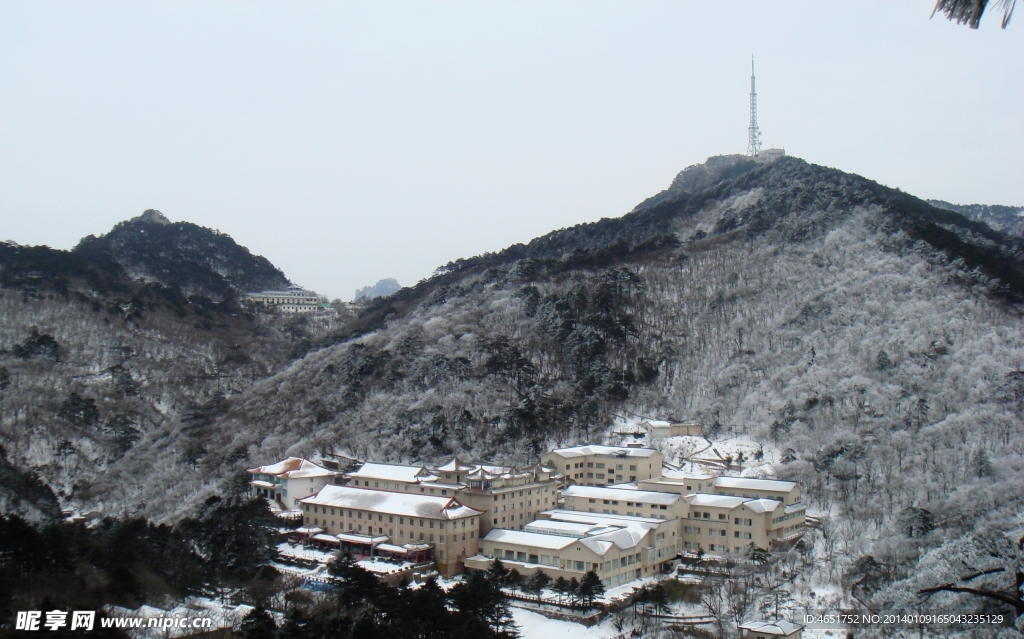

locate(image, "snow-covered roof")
[[784, 503, 805, 514], [434, 457, 476, 472], [660, 469, 716, 481], [563, 485, 679, 505], [247, 457, 336, 479], [335, 532, 389, 544], [738, 620, 804, 635], [483, 528, 577, 551], [688, 494, 749, 508], [547, 445, 659, 458], [301, 485, 482, 520], [579, 525, 649, 556], [714, 476, 796, 491], [543, 509, 665, 528], [348, 462, 430, 483], [523, 520, 616, 538], [485, 523, 652, 557], [642, 420, 671, 427], [742, 498, 782, 514]]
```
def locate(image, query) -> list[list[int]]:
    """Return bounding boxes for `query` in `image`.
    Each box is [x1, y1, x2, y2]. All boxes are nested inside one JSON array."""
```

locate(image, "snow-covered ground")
[[512, 607, 624, 639]]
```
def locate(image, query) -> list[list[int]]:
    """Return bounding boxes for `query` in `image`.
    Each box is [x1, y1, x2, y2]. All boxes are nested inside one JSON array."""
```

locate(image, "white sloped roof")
[[543, 509, 665, 527], [547, 445, 659, 458], [689, 494, 749, 508], [524, 520, 616, 538], [714, 476, 796, 491], [483, 529, 577, 551], [738, 620, 803, 635], [348, 462, 429, 483], [434, 457, 476, 472], [300, 485, 482, 520], [247, 457, 335, 479], [563, 485, 679, 505], [742, 498, 782, 514], [485, 523, 652, 557]]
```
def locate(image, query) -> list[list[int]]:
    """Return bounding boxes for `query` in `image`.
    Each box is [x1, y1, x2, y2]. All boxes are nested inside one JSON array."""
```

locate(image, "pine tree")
[[971, 447, 994, 478], [238, 607, 276, 639], [578, 570, 604, 608]]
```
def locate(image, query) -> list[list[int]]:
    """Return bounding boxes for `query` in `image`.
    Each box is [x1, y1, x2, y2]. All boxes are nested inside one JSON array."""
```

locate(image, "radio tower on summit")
[[747, 55, 762, 157]]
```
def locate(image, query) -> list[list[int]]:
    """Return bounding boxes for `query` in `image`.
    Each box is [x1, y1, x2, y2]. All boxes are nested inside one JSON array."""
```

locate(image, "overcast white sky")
[[1, 2, 1021, 300]]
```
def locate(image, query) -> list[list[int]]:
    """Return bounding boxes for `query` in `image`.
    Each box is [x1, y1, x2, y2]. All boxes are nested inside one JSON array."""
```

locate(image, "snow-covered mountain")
[[2, 156, 1023, 618]]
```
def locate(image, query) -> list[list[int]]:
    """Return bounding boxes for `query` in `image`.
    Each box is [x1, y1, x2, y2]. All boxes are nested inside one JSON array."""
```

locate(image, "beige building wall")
[[561, 487, 686, 523], [711, 478, 801, 504], [459, 483, 558, 535], [468, 518, 678, 587], [302, 504, 479, 577], [541, 447, 662, 486], [681, 497, 806, 555]]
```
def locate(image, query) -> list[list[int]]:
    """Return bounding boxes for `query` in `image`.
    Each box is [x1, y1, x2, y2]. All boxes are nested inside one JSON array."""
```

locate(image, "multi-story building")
[[681, 494, 806, 556], [560, 485, 685, 521], [633, 472, 806, 555], [246, 285, 324, 313], [339, 457, 562, 536], [247, 457, 340, 510], [710, 476, 801, 505], [738, 620, 803, 639], [298, 485, 484, 577], [640, 420, 703, 438], [430, 458, 562, 535], [541, 445, 662, 486], [466, 510, 679, 588]]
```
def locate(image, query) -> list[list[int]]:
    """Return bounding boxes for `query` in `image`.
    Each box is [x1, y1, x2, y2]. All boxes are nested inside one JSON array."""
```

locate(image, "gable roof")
[[348, 462, 433, 483], [563, 484, 679, 506], [738, 620, 803, 635], [300, 485, 482, 520], [547, 444, 659, 459], [714, 476, 796, 492], [247, 457, 335, 479]]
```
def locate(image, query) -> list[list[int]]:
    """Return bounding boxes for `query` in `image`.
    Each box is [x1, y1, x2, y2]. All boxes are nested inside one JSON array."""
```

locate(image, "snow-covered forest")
[[2, 156, 1023, 627]]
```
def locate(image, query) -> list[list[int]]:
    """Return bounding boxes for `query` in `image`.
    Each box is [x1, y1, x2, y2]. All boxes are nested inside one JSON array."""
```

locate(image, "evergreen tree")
[[971, 447, 994, 478], [578, 570, 604, 608], [239, 606, 277, 639], [552, 576, 568, 606]]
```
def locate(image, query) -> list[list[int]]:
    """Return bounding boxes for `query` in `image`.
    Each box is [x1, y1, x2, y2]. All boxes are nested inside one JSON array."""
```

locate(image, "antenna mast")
[[747, 55, 762, 157]]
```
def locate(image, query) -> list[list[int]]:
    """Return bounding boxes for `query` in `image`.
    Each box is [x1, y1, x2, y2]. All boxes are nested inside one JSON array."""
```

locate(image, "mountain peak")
[[633, 154, 761, 211], [130, 209, 171, 225]]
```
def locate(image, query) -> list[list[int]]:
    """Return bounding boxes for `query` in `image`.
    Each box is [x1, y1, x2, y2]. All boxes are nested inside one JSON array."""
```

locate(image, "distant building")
[[465, 510, 679, 588], [756, 148, 786, 163], [246, 284, 323, 313], [738, 620, 804, 638], [298, 485, 484, 577], [247, 457, 341, 510], [541, 445, 662, 485], [251, 438, 806, 582], [341, 458, 562, 536], [641, 420, 703, 438]]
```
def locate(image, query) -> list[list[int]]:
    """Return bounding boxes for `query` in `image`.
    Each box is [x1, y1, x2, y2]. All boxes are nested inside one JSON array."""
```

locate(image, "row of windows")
[[354, 480, 451, 496], [583, 498, 667, 511], [772, 511, 805, 524], [493, 513, 529, 523], [567, 462, 639, 471], [491, 487, 550, 500], [683, 542, 747, 554], [304, 505, 475, 530], [306, 517, 476, 543], [683, 525, 754, 540]]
